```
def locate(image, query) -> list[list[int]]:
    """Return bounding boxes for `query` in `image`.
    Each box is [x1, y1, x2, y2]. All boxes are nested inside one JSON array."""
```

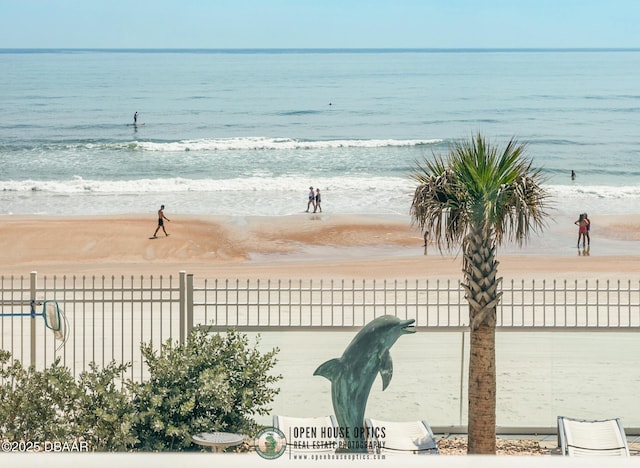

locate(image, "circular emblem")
[[254, 427, 287, 460]]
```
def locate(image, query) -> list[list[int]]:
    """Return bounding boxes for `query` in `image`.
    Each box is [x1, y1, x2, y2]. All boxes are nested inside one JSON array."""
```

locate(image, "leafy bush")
[[130, 328, 281, 451], [0, 351, 136, 450], [0, 350, 79, 442], [0, 328, 280, 452], [75, 361, 138, 450]]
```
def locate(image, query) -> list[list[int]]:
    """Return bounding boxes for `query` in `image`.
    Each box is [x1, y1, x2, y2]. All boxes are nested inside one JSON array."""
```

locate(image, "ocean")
[[1, 49, 639, 218]]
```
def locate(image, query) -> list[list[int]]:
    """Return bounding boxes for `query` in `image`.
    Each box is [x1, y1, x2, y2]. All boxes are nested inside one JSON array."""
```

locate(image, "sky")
[[1, 0, 639, 49]]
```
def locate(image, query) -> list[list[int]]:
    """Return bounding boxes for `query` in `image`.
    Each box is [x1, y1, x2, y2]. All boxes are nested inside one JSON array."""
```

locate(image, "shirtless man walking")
[[152, 205, 170, 238]]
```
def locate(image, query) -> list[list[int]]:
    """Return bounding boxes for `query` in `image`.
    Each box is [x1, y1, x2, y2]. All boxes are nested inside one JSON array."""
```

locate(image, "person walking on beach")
[[314, 188, 322, 213], [574, 213, 587, 248], [306, 186, 315, 212], [152, 205, 170, 238]]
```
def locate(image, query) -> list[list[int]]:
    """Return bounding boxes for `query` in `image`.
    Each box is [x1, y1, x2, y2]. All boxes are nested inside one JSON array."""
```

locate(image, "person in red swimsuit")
[[574, 213, 587, 248]]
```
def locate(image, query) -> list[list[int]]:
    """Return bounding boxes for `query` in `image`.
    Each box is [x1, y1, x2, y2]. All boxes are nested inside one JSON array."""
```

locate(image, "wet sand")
[[1, 212, 639, 280]]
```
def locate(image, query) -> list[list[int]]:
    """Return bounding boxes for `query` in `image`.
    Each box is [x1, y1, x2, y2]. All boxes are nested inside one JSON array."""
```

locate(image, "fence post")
[[459, 330, 466, 426], [187, 274, 194, 337], [30, 271, 37, 368], [179, 271, 186, 345]]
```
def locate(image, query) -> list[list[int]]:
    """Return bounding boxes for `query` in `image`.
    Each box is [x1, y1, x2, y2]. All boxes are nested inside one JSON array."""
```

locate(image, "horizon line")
[[1, 47, 640, 54]]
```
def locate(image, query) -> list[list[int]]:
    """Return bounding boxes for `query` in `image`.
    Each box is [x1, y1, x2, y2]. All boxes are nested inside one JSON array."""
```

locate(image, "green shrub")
[[75, 361, 138, 451], [0, 328, 281, 452], [0, 351, 79, 443], [130, 328, 281, 451], [0, 351, 136, 451]]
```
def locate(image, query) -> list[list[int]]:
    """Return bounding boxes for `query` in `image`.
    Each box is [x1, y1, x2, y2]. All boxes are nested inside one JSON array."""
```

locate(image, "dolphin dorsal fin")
[[314, 358, 342, 380], [379, 350, 394, 390]]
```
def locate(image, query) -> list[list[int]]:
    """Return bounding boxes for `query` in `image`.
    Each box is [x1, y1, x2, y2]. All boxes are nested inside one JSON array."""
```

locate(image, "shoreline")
[[0, 212, 639, 279]]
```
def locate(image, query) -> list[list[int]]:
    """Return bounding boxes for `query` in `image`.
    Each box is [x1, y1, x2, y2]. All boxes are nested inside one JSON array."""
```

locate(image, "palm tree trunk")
[[462, 228, 500, 454], [467, 322, 496, 454]]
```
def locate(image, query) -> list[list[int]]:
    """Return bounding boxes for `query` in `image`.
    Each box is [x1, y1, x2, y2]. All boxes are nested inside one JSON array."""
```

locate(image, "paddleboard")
[[128, 122, 145, 127]]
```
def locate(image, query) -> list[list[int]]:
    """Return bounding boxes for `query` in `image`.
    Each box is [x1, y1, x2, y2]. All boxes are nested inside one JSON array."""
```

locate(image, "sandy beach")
[[1, 212, 639, 278]]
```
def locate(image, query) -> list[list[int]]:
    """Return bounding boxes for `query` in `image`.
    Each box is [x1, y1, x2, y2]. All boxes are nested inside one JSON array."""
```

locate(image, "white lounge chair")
[[557, 416, 630, 457], [273, 415, 339, 453], [365, 418, 439, 455]]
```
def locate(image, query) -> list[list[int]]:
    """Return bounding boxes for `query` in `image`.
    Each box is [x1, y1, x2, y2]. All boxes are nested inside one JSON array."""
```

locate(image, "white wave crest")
[[0, 175, 410, 194], [4, 180, 640, 199], [547, 184, 640, 199], [135, 137, 442, 152]]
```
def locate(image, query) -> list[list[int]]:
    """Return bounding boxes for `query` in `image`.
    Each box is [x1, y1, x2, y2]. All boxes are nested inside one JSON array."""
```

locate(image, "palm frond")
[[410, 156, 468, 251], [410, 133, 550, 248]]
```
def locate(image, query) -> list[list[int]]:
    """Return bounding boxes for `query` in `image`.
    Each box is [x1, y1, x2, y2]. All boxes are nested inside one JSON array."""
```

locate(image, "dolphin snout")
[[401, 318, 416, 334]]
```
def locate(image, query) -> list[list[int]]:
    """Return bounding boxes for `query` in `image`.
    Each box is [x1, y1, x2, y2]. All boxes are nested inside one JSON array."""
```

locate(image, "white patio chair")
[[557, 416, 630, 456], [273, 415, 339, 453], [365, 418, 439, 455]]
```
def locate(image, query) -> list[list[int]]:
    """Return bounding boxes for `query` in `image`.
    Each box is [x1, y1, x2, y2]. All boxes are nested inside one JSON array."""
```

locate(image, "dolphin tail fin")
[[314, 358, 342, 380]]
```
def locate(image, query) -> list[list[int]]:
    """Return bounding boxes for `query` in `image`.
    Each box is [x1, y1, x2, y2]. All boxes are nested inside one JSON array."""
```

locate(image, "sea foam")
[[135, 137, 442, 152]]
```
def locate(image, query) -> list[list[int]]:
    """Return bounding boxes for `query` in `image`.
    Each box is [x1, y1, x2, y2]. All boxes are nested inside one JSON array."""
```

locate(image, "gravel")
[[437, 437, 550, 455]]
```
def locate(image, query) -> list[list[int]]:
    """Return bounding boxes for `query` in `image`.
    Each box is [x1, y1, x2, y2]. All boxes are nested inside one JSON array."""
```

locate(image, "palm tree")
[[410, 133, 549, 454]]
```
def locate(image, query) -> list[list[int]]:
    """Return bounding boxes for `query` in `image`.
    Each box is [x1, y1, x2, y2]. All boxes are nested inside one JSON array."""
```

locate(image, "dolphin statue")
[[313, 315, 416, 452]]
